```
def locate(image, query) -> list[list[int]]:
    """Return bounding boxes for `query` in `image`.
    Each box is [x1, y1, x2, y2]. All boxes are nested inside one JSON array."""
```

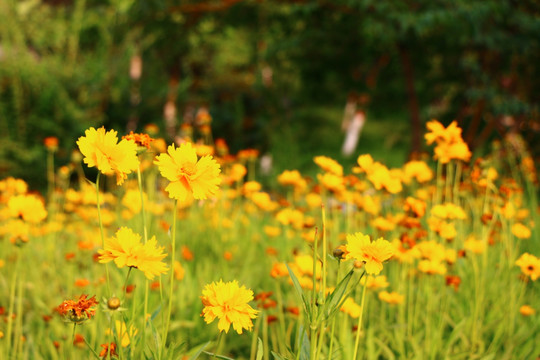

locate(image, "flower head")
[[77, 127, 139, 185], [98, 227, 168, 280], [154, 142, 221, 201], [200, 280, 258, 334], [345, 233, 394, 274], [57, 294, 99, 324]]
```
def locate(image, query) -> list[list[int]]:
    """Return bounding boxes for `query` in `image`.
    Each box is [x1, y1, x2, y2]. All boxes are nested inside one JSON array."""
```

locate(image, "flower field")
[[0, 121, 538, 360]]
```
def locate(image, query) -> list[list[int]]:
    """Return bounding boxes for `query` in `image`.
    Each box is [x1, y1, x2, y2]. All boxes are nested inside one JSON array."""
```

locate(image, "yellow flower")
[[345, 233, 394, 275], [200, 280, 258, 334], [515, 253, 540, 281], [511, 223, 531, 239], [362, 275, 389, 290], [174, 261, 185, 281], [77, 127, 139, 185], [7, 194, 47, 223], [464, 236, 486, 254], [314, 156, 343, 176], [418, 259, 447, 275], [98, 227, 168, 280], [340, 297, 362, 318], [264, 226, 281, 237], [277, 170, 307, 192], [378, 291, 404, 305], [108, 321, 138, 347], [154, 142, 221, 201], [403, 161, 433, 183]]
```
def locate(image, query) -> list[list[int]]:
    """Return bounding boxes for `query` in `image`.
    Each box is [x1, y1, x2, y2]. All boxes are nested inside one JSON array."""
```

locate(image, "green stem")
[[96, 173, 111, 296], [213, 331, 224, 360], [136, 164, 150, 356], [352, 279, 368, 360], [162, 199, 178, 355]]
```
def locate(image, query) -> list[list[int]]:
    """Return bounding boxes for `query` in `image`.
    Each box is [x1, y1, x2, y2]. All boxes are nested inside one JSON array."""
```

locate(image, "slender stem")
[[71, 323, 77, 356], [137, 164, 150, 356], [122, 267, 133, 302], [352, 279, 368, 360], [212, 331, 224, 360], [162, 199, 178, 355], [96, 173, 111, 296]]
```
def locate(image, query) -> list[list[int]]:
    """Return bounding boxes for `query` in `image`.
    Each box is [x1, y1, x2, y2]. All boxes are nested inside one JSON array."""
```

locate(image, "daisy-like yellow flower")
[[345, 233, 394, 275], [98, 227, 168, 280], [154, 142, 221, 201], [77, 127, 139, 185], [200, 280, 258, 334]]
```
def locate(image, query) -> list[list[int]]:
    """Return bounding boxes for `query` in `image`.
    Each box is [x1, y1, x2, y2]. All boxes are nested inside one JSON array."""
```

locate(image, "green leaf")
[[202, 351, 235, 360], [321, 268, 355, 321], [271, 351, 290, 360], [188, 341, 210, 360], [256, 337, 264, 360], [286, 264, 311, 320]]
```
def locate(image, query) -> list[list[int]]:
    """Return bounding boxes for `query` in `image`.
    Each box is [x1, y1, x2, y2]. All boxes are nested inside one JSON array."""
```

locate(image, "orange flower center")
[[181, 162, 197, 177]]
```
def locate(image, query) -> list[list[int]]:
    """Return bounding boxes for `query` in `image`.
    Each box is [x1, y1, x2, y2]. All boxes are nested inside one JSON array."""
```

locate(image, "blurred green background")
[[0, 0, 539, 189]]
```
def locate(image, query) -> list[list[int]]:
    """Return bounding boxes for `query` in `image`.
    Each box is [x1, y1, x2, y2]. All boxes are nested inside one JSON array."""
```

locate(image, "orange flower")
[[345, 233, 394, 275], [77, 127, 139, 185], [122, 131, 154, 149], [57, 294, 98, 323], [99, 342, 118, 358], [44, 136, 59, 151], [154, 142, 221, 201]]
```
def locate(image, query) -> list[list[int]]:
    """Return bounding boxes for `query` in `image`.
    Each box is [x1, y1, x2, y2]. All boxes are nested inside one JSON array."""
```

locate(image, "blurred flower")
[[77, 127, 139, 185], [403, 161, 433, 183], [154, 142, 221, 201], [44, 136, 59, 151], [418, 259, 447, 275], [99, 342, 118, 358], [511, 223, 531, 239], [464, 236, 486, 254], [122, 132, 154, 149], [98, 227, 168, 280], [519, 305, 535, 316], [345, 233, 394, 275], [7, 194, 47, 223], [340, 297, 362, 318], [445, 275, 461, 291], [314, 156, 343, 176], [174, 261, 185, 281], [515, 253, 540, 281], [200, 280, 258, 334], [362, 275, 389, 290], [378, 291, 404, 305]]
